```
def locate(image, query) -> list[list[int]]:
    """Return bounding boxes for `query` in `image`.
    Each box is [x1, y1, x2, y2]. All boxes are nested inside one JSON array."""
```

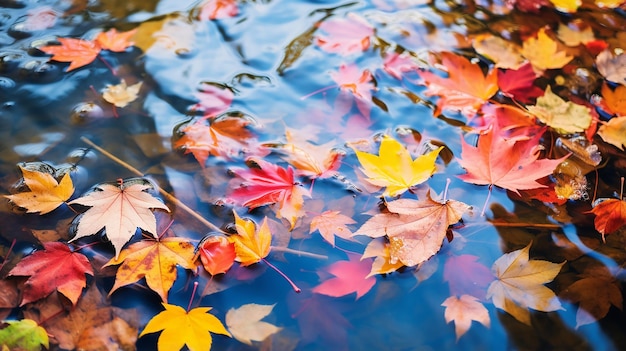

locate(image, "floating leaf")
[[102, 80, 143, 108], [310, 210, 355, 247], [315, 14, 373, 56], [197, 234, 236, 275], [312, 255, 376, 299], [596, 49, 626, 85], [4, 166, 74, 214], [521, 28, 573, 71], [226, 303, 281, 345], [527, 86, 592, 134], [38, 38, 101, 72], [229, 211, 271, 266], [598, 116, 626, 150], [441, 295, 490, 340], [589, 198, 626, 241], [95, 28, 137, 52]]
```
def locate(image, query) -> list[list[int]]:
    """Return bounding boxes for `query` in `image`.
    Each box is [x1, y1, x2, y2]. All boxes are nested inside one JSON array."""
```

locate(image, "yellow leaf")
[[486, 243, 565, 325], [595, 0, 625, 8], [522, 28, 573, 71], [441, 295, 490, 340], [472, 34, 525, 69], [5, 166, 74, 214], [225, 303, 281, 345], [352, 136, 442, 197], [361, 239, 404, 277], [598, 116, 626, 150], [527, 86, 592, 134], [557, 22, 595, 46], [102, 80, 143, 108], [140, 303, 231, 351], [104, 238, 196, 302], [549, 0, 581, 12], [229, 211, 271, 266]]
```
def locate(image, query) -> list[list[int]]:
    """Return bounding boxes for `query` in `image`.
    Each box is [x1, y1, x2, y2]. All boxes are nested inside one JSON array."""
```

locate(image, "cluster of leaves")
[[1, 0, 626, 350]]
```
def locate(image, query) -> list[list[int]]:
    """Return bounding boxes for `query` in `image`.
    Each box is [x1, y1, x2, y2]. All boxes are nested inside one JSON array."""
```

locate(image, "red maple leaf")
[[39, 38, 102, 72], [497, 62, 543, 103], [312, 255, 376, 299], [8, 242, 93, 306], [315, 14, 374, 56], [589, 198, 626, 242], [197, 234, 236, 275], [198, 0, 238, 20]]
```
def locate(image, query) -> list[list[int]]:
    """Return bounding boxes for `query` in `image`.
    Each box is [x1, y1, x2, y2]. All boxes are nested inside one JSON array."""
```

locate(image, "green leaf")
[[0, 319, 49, 351]]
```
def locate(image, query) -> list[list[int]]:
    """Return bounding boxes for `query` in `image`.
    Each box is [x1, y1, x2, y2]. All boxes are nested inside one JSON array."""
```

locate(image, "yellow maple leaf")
[[102, 80, 143, 108], [352, 136, 442, 197], [104, 237, 196, 302], [5, 166, 74, 214], [361, 238, 404, 277], [549, 0, 581, 12], [486, 243, 565, 325], [140, 303, 231, 351], [522, 28, 573, 71], [527, 86, 592, 134], [598, 116, 626, 150], [229, 211, 271, 266], [225, 303, 281, 345]]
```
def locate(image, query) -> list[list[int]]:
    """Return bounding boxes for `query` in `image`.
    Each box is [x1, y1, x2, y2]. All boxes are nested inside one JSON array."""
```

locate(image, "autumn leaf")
[[94, 28, 137, 52], [9, 242, 93, 306], [352, 136, 442, 197], [557, 22, 595, 46], [38, 37, 101, 72], [104, 237, 196, 302], [596, 49, 626, 85], [274, 130, 342, 178], [521, 28, 573, 71], [310, 210, 355, 247], [600, 82, 626, 116], [331, 64, 374, 101], [598, 116, 626, 150], [68, 179, 171, 259], [229, 158, 310, 229], [497, 63, 543, 103], [549, 0, 581, 12], [441, 295, 490, 340], [354, 191, 470, 266], [361, 238, 404, 277], [457, 125, 566, 194], [4, 165, 74, 214], [225, 303, 281, 345], [312, 255, 376, 299], [383, 52, 422, 79], [418, 51, 498, 116], [315, 14, 374, 55], [526, 86, 592, 134], [589, 197, 626, 241], [443, 255, 493, 299], [0, 319, 49, 351], [140, 303, 231, 351], [196, 234, 236, 275], [472, 33, 525, 69], [229, 211, 271, 266], [198, 0, 238, 20], [192, 82, 234, 117], [486, 243, 565, 325], [102, 80, 143, 108]]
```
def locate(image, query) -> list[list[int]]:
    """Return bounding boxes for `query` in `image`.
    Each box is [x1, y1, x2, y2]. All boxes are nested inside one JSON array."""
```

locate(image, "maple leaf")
[[4, 165, 74, 214], [557, 22, 595, 46], [596, 49, 626, 85], [589, 197, 626, 241], [383, 52, 422, 79], [192, 83, 234, 117], [38, 37, 101, 72], [486, 243, 565, 325], [225, 303, 281, 345], [521, 28, 573, 72], [102, 80, 142, 108], [418, 51, 498, 117], [229, 211, 271, 266], [441, 295, 490, 340], [140, 303, 231, 351], [352, 136, 442, 197], [9, 242, 93, 306], [312, 255, 376, 299], [497, 63, 543, 103], [198, 0, 238, 20], [196, 234, 236, 275], [315, 14, 374, 55], [310, 210, 355, 247], [274, 130, 343, 178], [598, 116, 626, 150], [104, 237, 196, 302], [0, 319, 49, 351], [94, 28, 137, 52], [68, 179, 171, 259], [229, 158, 310, 229], [472, 33, 525, 69], [361, 238, 404, 277], [600, 82, 626, 116], [330, 64, 374, 101], [443, 255, 494, 299], [354, 191, 470, 266], [23, 6, 58, 31], [24, 284, 138, 351], [526, 86, 592, 134], [549, 0, 581, 12], [457, 125, 566, 194]]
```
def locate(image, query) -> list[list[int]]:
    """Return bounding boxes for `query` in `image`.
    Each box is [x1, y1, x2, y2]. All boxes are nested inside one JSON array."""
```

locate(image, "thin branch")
[[271, 246, 327, 260]]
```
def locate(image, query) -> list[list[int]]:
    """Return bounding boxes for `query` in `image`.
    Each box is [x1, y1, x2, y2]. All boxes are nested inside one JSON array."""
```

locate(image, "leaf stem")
[[262, 258, 301, 293], [0, 238, 16, 274], [80, 137, 226, 234], [300, 84, 337, 100], [442, 178, 451, 202], [187, 281, 199, 312], [480, 184, 492, 217], [270, 246, 327, 260]]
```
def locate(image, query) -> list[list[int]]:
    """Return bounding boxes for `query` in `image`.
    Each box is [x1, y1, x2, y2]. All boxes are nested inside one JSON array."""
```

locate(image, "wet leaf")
[[4, 166, 74, 215], [361, 238, 404, 277], [497, 63, 543, 103], [102, 80, 143, 108], [197, 234, 236, 275], [521, 28, 573, 71], [472, 34, 525, 69], [441, 295, 490, 340], [198, 0, 238, 20], [596, 49, 626, 85], [383, 52, 422, 80], [9, 242, 93, 306], [68, 179, 171, 259], [310, 210, 355, 247], [331, 64, 374, 101], [352, 136, 442, 197], [486, 243, 565, 325], [557, 22, 595, 47], [600, 82, 626, 115], [274, 130, 343, 179], [229, 211, 271, 266], [549, 0, 581, 12], [140, 303, 231, 351], [38, 38, 101, 72], [598, 116, 626, 150], [0, 319, 49, 351], [315, 14, 374, 55], [527, 86, 593, 134], [94, 28, 137, 52], [589, 197, 626, 241], [226, 303, 281, 345], [104, 237, 196, 302], [312, 255, 376, 299]]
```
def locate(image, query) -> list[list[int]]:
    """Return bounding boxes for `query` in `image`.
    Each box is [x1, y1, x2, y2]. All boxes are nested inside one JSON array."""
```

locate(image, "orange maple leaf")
[[95, 28, 137, 52], [600, 82, 626, 116], [39, 38, 101, 72], [418, 51, 498, 117], [104, 237, 196, 302], [589, 198, 626, 241]]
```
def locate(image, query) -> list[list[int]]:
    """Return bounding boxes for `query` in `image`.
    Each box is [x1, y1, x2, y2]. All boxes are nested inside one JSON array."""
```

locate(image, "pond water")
[[1, 0, 626, 350]]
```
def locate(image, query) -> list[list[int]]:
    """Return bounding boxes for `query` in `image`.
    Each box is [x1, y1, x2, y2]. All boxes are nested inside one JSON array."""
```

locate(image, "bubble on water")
[[18, 59, 61, 83], [0, 76, 15, 89], [70, 102, 105, 124]]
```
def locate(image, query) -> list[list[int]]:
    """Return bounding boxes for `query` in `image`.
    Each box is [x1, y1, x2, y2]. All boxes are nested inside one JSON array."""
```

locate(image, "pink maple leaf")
[[383, 52, 421, 80], [316, 14, 374, 56], [331, 64, 374, 101], [198, 0, 238, 20], [312, 255, 376, 299], [192, 83, 234, 118]]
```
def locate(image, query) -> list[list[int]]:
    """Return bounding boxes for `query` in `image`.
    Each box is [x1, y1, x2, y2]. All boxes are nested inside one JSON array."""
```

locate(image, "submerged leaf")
[[226, 303, 281, 345]]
